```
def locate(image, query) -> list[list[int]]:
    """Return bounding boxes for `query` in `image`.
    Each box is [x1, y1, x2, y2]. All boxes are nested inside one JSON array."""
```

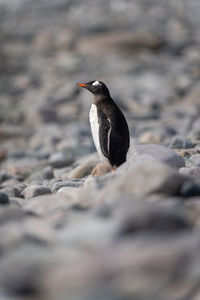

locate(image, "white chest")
[[89, 104, 108, 163]]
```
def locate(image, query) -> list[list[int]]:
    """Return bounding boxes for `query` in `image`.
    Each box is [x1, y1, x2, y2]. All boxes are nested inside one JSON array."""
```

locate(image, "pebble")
[[49, 151, 74, 168], [68, 160, 97, 179], [22, 185, 51, 199], [0, 171, 12, 184], [28, 166, 54, 181], [180, 181, 200, 198], [189, 154, 200, 167], [51, 180, 83, 193], [0, 193, 10, 205], [169, 136, 194, 149], [0, 186, 21, 198], [179, 167, 200, 184], [1, 0, 200, 299]]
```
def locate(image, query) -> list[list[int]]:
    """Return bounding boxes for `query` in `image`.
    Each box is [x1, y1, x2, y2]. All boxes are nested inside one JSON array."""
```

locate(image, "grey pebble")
[[0, 186, 20, 198], [0, 171, 12, 184], [49, 151, 74, 168], [51, 180, 84, 193], [22, 185, 51, 199], [169, 136, 194, 149], [0, 193, 9, 205], [29, 166, 54, 181], [189, 154, 200, 167]]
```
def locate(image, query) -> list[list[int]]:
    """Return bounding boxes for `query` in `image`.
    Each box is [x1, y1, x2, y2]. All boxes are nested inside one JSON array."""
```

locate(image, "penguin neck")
[[93, 93, 112, 105]]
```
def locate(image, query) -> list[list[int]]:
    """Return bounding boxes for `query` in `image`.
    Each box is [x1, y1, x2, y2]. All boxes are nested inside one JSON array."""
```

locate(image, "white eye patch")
[[92, 81, 100, 86]]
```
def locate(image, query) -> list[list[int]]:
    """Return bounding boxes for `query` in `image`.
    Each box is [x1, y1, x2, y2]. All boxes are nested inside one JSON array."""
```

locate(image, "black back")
[[96, 97, 130, 167]]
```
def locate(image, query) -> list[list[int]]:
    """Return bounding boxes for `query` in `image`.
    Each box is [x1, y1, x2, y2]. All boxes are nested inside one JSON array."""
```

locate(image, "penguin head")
[[77, 80, 110, 96]]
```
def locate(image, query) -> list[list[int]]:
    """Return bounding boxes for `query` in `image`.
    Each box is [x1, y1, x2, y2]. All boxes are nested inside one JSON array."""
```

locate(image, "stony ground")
[[0, 0, 200, 299]]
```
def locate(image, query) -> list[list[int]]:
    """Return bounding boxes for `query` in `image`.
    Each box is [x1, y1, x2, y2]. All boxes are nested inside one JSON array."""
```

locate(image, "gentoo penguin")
[[77, 80, 130, 169]]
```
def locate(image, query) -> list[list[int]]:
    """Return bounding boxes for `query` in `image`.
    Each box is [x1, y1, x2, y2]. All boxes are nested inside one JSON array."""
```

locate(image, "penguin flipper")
[[99, 117, 112, 159]]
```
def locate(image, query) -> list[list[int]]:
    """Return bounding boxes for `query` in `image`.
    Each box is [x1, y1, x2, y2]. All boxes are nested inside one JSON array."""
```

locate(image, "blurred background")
[[1, 0, 200, 153], [0, 0, 200, 299]]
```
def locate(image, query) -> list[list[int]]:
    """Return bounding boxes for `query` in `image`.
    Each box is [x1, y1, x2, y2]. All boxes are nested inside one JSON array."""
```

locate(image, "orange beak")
[[77, 83, 87, 87]]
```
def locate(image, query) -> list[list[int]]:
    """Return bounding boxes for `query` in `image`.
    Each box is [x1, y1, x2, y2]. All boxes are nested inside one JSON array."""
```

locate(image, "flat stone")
[[29, 166, 54, 181], [115, 202, 191, 236], [126, 144, 185, 170], [68, 160, 97, 179], [22, 194, 74, 216], [49, 151, 74, 168], [0, 207, 26, 225], [51, 180, 83, 192], [22, 185, 51, 199], [101, 161, 188, 201]]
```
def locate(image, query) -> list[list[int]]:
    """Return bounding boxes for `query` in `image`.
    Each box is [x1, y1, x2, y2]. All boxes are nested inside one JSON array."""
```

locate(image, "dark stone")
[[0, 171, 12, 184], [180, 181, 200, 198], [51, 179, 83, 192], [22, 185, 51, 199], [169, 136, 194, 149], [0, 186, 20, 198], [0, 192, 9, 205]]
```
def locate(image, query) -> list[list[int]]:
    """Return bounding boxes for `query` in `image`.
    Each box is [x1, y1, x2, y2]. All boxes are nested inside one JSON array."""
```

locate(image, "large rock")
[[101, 161, 188, 202], [22, 193, 75, 216], [126, 144, 185, 170], [114, 201, 191, 237]]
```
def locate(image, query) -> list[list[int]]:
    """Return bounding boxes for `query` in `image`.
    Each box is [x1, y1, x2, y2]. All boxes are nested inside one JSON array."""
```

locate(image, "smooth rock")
[[23, 194, 74, 216], [0, 170, 12, 184], [169, 136, 194, 149], [179, 167, 200, 184], [14, 183, 27, 195], [180, 181, 200, 198], [126, 144, 185, 170], [29, 166, 54, 181], [0, 207, 26, 225], [22, 185, 51, 199], [115, 202, 190, 236], [0, 193, 9, 205], [102, 161, 187, 201], [49, 151, 74, 168], [51, 180, 83, 193], [91, 162, 112, 177], [0, 186, 20, 198], [68, 160, 97, 179]]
